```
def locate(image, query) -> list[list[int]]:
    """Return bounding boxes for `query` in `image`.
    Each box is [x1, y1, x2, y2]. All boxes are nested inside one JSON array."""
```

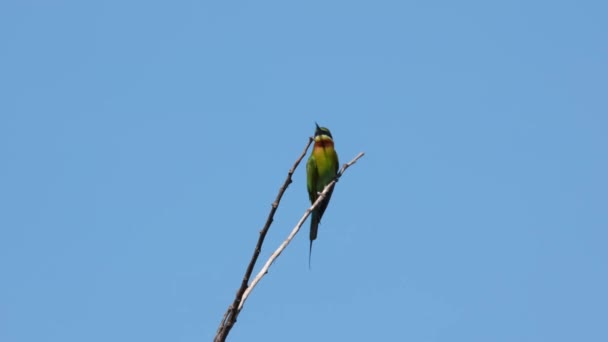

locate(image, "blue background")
[[1, 1, 607, 341]]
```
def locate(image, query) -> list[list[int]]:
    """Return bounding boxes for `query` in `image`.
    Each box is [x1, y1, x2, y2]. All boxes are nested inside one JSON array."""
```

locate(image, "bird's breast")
[[313, 144, 337, 177]]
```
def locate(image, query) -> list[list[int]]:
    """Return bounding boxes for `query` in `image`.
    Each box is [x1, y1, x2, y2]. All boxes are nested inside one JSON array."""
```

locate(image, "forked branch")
[[213, 139, 364, 342], [237, 152, 364, 311], [213, 138, 313, 342]]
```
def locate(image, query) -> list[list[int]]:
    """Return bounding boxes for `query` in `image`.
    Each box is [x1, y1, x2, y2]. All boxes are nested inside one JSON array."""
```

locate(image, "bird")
[[306, 123, 339, 267]]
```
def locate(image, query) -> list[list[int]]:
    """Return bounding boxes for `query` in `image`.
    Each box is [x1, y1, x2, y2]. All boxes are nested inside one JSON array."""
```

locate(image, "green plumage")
[[306, 124, 339, 267]]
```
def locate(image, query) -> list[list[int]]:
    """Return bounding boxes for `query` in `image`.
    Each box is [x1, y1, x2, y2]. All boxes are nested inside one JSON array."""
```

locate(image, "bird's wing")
[[306, 155, 318, 204]]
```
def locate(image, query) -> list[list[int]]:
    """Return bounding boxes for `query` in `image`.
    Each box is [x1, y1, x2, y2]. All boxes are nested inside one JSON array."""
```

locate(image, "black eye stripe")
[[315, 127, 333, 138]]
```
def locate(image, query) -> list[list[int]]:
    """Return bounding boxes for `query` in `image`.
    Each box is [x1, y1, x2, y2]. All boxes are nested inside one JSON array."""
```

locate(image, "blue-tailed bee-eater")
[[306, 123, 339, 266]]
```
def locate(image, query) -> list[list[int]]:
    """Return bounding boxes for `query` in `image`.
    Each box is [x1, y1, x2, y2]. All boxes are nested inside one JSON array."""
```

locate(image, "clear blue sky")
[[1, 1, 607, 341]]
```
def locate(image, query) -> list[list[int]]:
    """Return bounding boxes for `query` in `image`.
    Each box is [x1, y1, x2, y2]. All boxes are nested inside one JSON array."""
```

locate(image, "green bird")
[[306, 123, 339, 266]]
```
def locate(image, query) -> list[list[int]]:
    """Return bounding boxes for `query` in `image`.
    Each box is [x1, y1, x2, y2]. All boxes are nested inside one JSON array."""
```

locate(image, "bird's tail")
[[309, 211, 319, 269], [308, 240, 313, 269]]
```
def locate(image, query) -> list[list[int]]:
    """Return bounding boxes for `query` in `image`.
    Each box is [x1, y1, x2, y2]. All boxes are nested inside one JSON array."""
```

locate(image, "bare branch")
[[338, 151, 365, 176], [237, 151, 365, 311], [213, 138, 313, 342]]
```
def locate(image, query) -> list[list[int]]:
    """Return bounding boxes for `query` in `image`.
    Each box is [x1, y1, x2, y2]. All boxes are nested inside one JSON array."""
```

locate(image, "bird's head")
[[314, 122, 333, 142]]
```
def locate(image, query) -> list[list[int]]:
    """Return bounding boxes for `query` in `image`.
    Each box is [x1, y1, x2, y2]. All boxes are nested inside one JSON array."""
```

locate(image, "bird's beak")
[[315, 122, 321, 130]]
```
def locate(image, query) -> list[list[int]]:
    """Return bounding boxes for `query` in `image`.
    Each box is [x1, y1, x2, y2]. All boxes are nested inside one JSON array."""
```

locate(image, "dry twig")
[[237, 152, 364, 311], [213, 139, 364, 342], [213, 138, 313, 342]]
